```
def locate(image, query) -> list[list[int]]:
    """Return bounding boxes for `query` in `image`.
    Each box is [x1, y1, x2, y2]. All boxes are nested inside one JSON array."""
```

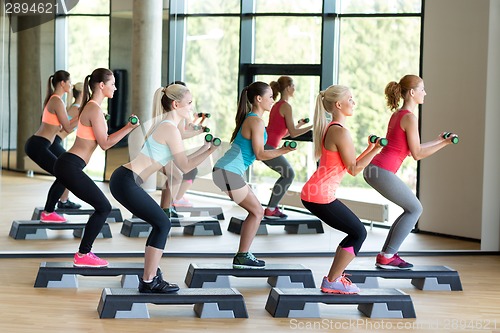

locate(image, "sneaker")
[[264, 207, 288, 219], [73, 252, 109, 267], [139, 275, 179, 293], [172, 197, 193, 208], [40, 211, 67, 223], [163, 207, 184, 219], [232, 252, 265, 269], [321, 274, 360, 294], [376, 253, 413, 269], [57, 199, 82, 209]]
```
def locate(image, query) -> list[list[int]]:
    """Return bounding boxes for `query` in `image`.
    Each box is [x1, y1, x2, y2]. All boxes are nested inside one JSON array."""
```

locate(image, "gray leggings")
[[363, 164, 423, 254], [262, 144, 295, 208]]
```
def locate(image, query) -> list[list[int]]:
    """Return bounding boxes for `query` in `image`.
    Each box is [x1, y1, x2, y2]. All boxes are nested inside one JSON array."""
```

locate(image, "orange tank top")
[[76, 100, 105, 141], [301, 122, 347, 204], [41, 95, 63, 126]]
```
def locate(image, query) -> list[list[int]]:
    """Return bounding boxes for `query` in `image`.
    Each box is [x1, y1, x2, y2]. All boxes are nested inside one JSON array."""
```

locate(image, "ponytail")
[[230, 87, 249, 143], [79, 75, 92, 115], [312, 92, 328, 161]]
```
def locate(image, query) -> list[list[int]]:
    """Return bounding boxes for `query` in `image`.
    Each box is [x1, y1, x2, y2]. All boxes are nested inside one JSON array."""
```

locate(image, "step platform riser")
[[228, 216, 324, 235], [121, 218, 222, 237], [32, 207, 123, 222]]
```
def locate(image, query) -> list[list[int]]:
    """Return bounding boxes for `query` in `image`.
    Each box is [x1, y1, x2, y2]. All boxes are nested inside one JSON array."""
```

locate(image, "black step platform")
[[174, 206, 225, 220], [265, 288, 416, 318], [228, 216, 324, 235], [121, 217, 222, 237], [9, 220, 112, 240], [32, 206, 123, 222], [97, 287, 248, 318], [34, 262, 156, 288], [184, 263, 316, 288], [345, 265, 463, 291]]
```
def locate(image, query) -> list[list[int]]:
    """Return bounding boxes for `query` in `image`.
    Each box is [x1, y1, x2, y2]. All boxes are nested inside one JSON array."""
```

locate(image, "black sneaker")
[[232, 252, 266, 269], [57, 199, 81, 209], [138, 275, 179, 293]]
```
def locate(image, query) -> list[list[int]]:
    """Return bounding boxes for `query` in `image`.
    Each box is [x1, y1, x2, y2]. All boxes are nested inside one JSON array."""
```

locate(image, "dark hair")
[[385, 74, 423, 111], [269, 76, 293, 100], [230, 81, 270, 143], [43, 70, 70, 107], [79, 68, 114, 114], [169, 80, 186, 86]]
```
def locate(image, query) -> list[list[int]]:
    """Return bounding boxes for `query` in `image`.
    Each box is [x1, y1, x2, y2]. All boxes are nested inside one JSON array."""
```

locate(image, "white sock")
[[267, 207, 276, 211], [383, 253, 394, 258]]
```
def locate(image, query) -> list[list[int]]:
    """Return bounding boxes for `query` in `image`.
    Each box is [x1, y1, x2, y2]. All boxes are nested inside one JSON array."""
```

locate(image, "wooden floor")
[[1, 170, 499, 332]]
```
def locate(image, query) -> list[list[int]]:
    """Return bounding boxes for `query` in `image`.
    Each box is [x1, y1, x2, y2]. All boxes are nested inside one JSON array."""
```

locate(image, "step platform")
[[265, 288, 416, 319], [34, 262, 158, 288], [174, 206, 225, 220], [184, 263, 316, 288], [227, 216, 324, 235], [120, 217, 222, 237], [345, 265, 463, 291], [32, 206, 123, 222], [9, 220, 112, 240], [97, 287, 248, 318]]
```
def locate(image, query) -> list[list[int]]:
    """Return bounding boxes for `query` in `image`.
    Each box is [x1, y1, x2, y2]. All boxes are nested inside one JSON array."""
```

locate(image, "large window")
[[172, 0, 423, 226]]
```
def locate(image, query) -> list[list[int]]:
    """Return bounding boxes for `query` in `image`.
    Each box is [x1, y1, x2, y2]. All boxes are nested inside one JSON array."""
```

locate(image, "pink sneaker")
[[40, 211, 67, 223], [73, 252, 109, 267], [376, 253, 413, 269], [264, 207, 288, 219], [172, 197, 193, 207], [321, 274, 360, 294]]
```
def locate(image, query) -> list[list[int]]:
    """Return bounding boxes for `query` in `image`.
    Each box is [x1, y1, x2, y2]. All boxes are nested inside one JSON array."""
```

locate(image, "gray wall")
[[419, 0, 500, 250]]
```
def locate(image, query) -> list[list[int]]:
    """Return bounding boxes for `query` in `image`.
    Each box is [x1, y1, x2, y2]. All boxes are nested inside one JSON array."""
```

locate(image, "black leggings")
[[110, 166, 171, 249], [302, 199, 367, 255], [24, 135, 66, 212], [53, 152, 111, 254]]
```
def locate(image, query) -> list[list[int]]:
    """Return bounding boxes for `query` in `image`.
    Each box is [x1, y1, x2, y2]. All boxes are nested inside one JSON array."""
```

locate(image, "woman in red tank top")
[[262, 76, 312, 219], [363, 75, 458, 269]]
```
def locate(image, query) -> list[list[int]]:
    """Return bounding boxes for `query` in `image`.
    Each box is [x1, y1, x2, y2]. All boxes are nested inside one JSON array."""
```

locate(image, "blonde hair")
[[145, 84, 190, 139], [312, 85, 350, 160]]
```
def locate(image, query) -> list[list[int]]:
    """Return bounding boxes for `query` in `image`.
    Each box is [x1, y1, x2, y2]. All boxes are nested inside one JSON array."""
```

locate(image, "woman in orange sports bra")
[[300, 85, 384, 294], [24, 70, 79, 222], [53, 68, 140, 268]]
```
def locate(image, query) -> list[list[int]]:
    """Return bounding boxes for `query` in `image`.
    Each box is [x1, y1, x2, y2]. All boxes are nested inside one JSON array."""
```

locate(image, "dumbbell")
[[443, 132, 459, 144], [193, 124, 211, 132], [283, 141, 297, 149], [205, 134, 221, 146], [128, 115, 139, 125], [369, 135, 388, 147], [197, 113, 211, 118], [103, 113, 111, 121], [298, 118, 310, 124]]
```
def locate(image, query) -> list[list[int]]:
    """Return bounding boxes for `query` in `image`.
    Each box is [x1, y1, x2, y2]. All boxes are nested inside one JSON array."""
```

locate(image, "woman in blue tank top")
[[109, 84, 219, 293], [212, 81, 295, 269]]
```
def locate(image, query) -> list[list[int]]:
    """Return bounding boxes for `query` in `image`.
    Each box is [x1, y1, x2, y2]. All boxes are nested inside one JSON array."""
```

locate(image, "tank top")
[[140, 120, 176, 165], [214, 113, 267, 176], [76, 100, 106, 141], [371, 109, 412, 173], [266, 100, 288, 148], [41, 95, 63, 126], [301, 122, 346, 204]]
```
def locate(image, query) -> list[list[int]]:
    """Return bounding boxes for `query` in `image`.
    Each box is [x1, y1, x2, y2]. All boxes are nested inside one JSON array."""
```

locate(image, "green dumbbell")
[[443, 132, 459, 144], [369, 135, 388, 147], [103, 113, 111, 121], [284, 141, 297, 149], [128, 115, 139, 125], [204, 134, 221, 146], [203, 127, 210, 133], [197, 113, 211, 118], [298, 118, 310, 124]]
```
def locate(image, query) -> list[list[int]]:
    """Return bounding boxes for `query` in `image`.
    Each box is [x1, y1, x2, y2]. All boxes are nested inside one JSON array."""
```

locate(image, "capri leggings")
[[363, 164, 423, 254], [24, 135, 66, 212], [49, 135, 66, 157], [183, 167, 198, 181], [302, 199, 367, 255], [262, 143, 295, 208], [110, 166, 171, 249], [53, 152, 111, 254]]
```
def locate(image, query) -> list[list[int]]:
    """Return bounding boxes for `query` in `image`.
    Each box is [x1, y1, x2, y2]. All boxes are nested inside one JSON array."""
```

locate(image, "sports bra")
[[41, 95, 63, 126], [76, 100, 106, 141], [140, 120, 176, 165]]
